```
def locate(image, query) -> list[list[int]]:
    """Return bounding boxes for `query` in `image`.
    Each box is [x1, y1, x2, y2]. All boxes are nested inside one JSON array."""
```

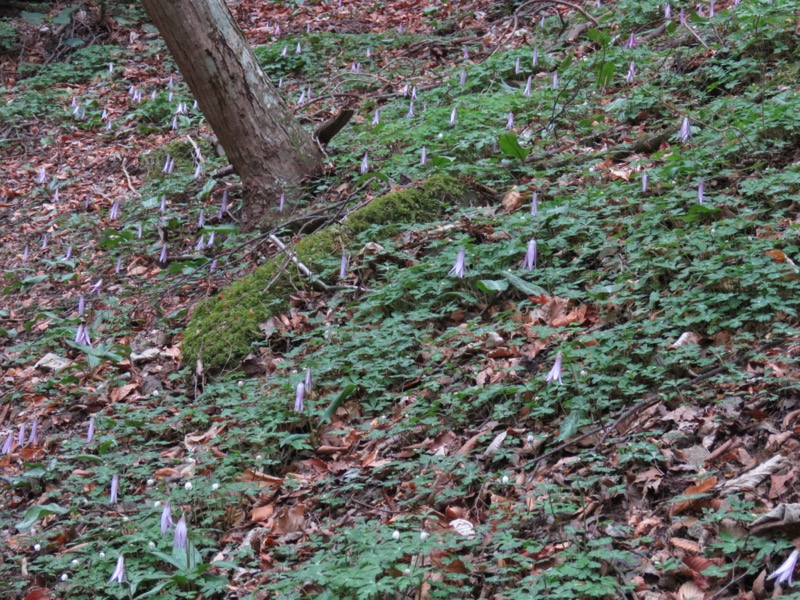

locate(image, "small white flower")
[[154, 501, 161, 508], [256, 455, 263, 461], [420, 531, 429, 541], [34, 544, 41, 551], [502, 475, 509, 484], [403, 568, 411, 576], [238, 381, 244, 387], [99, 551, 106, 558], [211, 483, 220, 491], [121, 517, 129, 522], [392, 530, 400, 540], [152, 390, 159, 397], [148, 541, 156, 548], [61, 574, 69, 581], [184, 481, 193, 491], [71, 559, 79, 566], [526, 434, 534, 444], [147, 479, 155, 486]]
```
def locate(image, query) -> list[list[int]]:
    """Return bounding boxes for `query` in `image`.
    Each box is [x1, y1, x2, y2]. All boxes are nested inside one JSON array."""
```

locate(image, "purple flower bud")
[[625, 33, 638, 49], [531, 192, 538, 216], [626, 61, 635, 84], [168, 74, 174, 88], [109, 474, 119, 504], [91, 279, 103, 295], [506, 112, 514, 130], [281, 46, 288, 57], [679, 116, 692, 142], [160, 500, 174, 534], [17, 424, 25, 446], [109, 200, 120, 220], [36, 167, 47, 184], [305, 368, 312, 391], [22, 245, 29, 261], [340, 252, 349, 279], [162, 156, 172, 174], [101, 108, 108, 121], [532, 48, 539, 67], [297, 90, 305, 105], [274, 24, 280, 36], [75, 324, 92, 346], [449, 246, 467, 279], [159, 244, 168, 265], [173, 515, 188, 549], [407, 100, 415, 118], [115, 256, 122, 274], [459, 69, 467, 85], [515, 56, 520, 74], [372, 109, 380, 126], [402, 84, 409, 96], [278, 77, 283, 88], [137, 222, 142, 239], [77, 294, 85, 316], [193, 163, 202, 179], [210, 259, 218, 273], [109, 554, 125, 584], [545, 352, 563, 385], [296, 42, 302, 54], [28, 419, 38, 445], [168, 90, 174, 102], [540, 15, 545, 27], [523, 75, 532, 96], [552, 72, 558, 89], [642, 171, 648, 193], [42, 234, 48, 250], [420, 146, 427, 165], [709, 0, 715, 16], [665, 4, 672, 18], [411, 85, 417, 99], [219, 190, 228, 218], [105, 120, 112, 132], [52, 188, 59, 203], [207, 231, 215, 247], [449, 106, 457, 127], [521, 239, 537, 271], [698, 179, 705, 204], [195, 235, 205, 252], [350, 62, 360, 73], [294, 382, 305, 412], [279, 192, 286, 212], [198, 210, 205, 228], [360, 152, 369, 175], [2, 433, 13, 455], [63, 246, 72, 261]]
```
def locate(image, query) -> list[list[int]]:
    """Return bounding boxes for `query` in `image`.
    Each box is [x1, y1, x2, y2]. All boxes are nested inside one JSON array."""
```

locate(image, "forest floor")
[[2, 0, 800, 599]]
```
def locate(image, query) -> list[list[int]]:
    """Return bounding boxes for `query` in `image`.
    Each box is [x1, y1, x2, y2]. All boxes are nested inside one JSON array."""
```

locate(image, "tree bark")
[[139, 0, 323, 229]]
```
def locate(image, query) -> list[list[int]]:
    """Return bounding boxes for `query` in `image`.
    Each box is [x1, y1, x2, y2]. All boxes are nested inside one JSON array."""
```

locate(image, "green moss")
[[182, 175, 471, 372], [140, 138, 212, 180]]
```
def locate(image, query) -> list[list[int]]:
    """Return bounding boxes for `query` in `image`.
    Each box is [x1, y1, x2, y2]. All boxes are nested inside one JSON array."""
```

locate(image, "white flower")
[[147, 479, 155, 486], [392, 530, 400, 540], [256, 455, 263, 461], [99, 551, 106, 558], [148, 541, 156, 548], [211, 483, 220, 491], [61, 574, 69, 581], [768, 548, 799, 587], [238, 381, 244, 387], [184, 481, 193, 491], [34, 544, 41, 551], [71, 559, 79, 566], [502, 475, 509, 484], [420, 532, 429, 541], [526, 434, 534, 444], [154, 501, 161, 508]]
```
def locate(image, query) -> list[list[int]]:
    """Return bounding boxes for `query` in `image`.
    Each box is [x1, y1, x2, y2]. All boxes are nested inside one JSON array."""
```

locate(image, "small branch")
[[682, 21, 709, 49], [314, 108, 355, 145], [515, 0, 600, 28], [121, 158, 140, 197]]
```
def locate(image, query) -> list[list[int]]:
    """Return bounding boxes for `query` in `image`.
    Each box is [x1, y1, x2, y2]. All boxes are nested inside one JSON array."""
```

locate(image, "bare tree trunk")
[[140, 0, 323, 229]]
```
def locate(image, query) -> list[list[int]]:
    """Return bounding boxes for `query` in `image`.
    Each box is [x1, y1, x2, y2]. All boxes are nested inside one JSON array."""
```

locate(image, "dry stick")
[[515, 0, 600, 28], [121, 158, 140, 197], [528, 337, 793, 468], [682, 20, 710, 49]]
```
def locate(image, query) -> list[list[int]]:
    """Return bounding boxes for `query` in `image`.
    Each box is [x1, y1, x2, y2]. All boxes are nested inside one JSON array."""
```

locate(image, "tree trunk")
[[140, 0, 323, 229]]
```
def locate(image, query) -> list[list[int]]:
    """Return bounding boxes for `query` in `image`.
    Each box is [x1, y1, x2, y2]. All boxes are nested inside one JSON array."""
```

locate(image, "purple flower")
[[52, 188, 59, 203], [279, 192, 285, 212], [679, 116, 692, 142], [532, 48, 538, 67], [698, 179, 705, 204], [411, 86, 417, 99], [108, 554, 125, 584], [91, 279, 103, 295], [87, 416, 95, 443], [767, 548, 799, 587], [160, 194, 167, 212], [195, 236, 205, 252], [625, 33, 638, 49], [1, 433, 12, 455], [173, 515, 188, 549], [296, 42, 302, 54], [137, 223, 142, 239], [679, 7, 686, 23], [207, 231, 215, 247], [420, 146, 427, 165], [281, 46, 288, 57], [294, 382, 305, 412], [193, 164, 202, 179], [162, 155, 173, 174], [198, 210, 205, 228], [109, 474, 119, 504], [531, 192, 538, 216], [340, 252, 349, 279], [109, 200, 120, 220], [642, 171, 649, 193], [75, 324, 92, 346], [160, 500, 174, 534], [514, 56, 520, 74], [521, 239, 537, 271], [402, 84, 409, 97], [360, 152, 369, 175], [159, 244, 168, 265], [17, 424, 25, 445], [449, 247, 467, 279], [463, 46, 469, 61], [552, 71, 558, 89], [210, 259, 218, 273], [459, 69, 467, 85], [305, 368, 313, 391], [709, 0, 715, 17], [523, 75, 532, 96], [506, 112, 515, 130], [665, 3, 672, 18], [115, 256, 123, 274], [545, 352, 563, 385], [407, 101, 414, 118], [42, 234, 48, 249], [101, 108, 108, 121], [63, 246, 72, 261], [449, 106, 457, 127], [372, 109, 380, 126], [29, 419, 38, 445], [22, 245, 29, 261], [626, 61, 636, 84], [36, 167, 47, 184], [171, 116, 179, 131]]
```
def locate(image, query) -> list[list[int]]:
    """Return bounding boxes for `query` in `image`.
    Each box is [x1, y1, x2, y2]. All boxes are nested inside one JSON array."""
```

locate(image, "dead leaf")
[[450, 518, 475, 538], [270, 504, 305, 535], [719, 455, 787, 496], [676, 581, 704, 600], [483, 429, 508, 457], [671, 476, 718, 515], [749, 503, 800, 535], [251, 504, 274, 523], [501, 186, 522, 212], [669, 332, 703, 349], [670, 537, 702, 554]]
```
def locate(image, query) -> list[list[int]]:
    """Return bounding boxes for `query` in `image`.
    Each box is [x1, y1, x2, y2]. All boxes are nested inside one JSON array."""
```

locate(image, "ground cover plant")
[[2, 0, 800, 598]]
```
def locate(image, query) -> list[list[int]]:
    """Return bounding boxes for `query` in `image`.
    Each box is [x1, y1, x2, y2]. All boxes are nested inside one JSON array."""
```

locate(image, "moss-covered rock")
[[182, 174, 474, 372]]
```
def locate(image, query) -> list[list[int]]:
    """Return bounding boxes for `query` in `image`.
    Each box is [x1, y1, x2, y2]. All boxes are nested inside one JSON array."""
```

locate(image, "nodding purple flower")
[[198, 210, 205, 228], [109, 474, 119, 504], [521, 239, 537, 271], [642, 170, 648, 193], [514, 56, 520, 74], [305, 368, 313, 391], [459, 68, 467, 85], [420, 146, 427, 165], [350, 62, 360, 74], [709, 0, 715, 16], [407, 101, 415, 118], [91, 279, 103, 295], [278, 77, 283, 88], [166, 156, 175, 174], [2, 433, 13, 455], [297, 90, 306, 105], [168, 74, 174, 88], [115, 256, 122, 274], [160, 501, 174, 534], [449, 246, 467, 279], [127, 87, 134, 99], [402, 84, 409, 97], [75, 324, 92, 346], [36, 167, 47, 184], [87, 416, 95, 444], [449, 106, 457, 127], [17, 424, 25, 446], [133, 90, 141, 104], [78, 294, 85, 316], [360, 152, 369, 175], [195, 235, 205, 252], [207, 231, 215, 247], [63, 246, 72, 261], [532, 48, 539, 67], [625, 33, 639, 49], [109, 554, 125, 584], [193, 163, 202, 179], [281, 46, 288, 57], [365, 47, 370, 58], [294, 382, 305, 412], [698, 179, 705, 204], [372, 109, 380, 126], [531, 192, 538, 216], [22, 245, 29, 261], [665, 3, 672, 18], [552, 71, 559, 89], [767, 548, 799, 587], [340, 252, 349, 279], [296, 42, 302, 54], [545, 352, 563, 385], [171, 116, 178, 130], [679, 7, 686, 23], [28, 419, 38, 445], [679, 116, 692, 142], [411, 85, 417, 99], [506, 112, 515, 130], [168, 91, 174, 102], [210, 259, 218, 273], [42, 234, 48, 250], [105, 119, 113, 132], [463, 46, 469, 61], [109, 200, 120, 220], [192, 99, 198, 110], [101, 108, 108, 121], [219, 190, 228, 219], [626, 61, 636, 84], [159, 244, 168, 265], [137, 222, 142, 239], [108, 62, 114, 74], [279, 192, 285, 212], [274, 23, 280, 36], [52, 188, 59, 203], [173, 515, 187, 549], [150, 90, 157, 101], [540, 14, 545, 27], [523, 75, 532, 96]]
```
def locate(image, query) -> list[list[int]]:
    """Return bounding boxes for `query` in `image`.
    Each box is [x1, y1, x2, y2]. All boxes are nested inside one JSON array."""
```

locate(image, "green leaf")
[[558, 410, 583, 440], [477, 279, 509, 293], [16, 503, 70, 531], [321, 384, 357, 423], [586, 28, 610, 47], [503, 272, 545, 296], [596, 61, 615, 88], [21, 11, 45, 25], [497, 133, 530, 161]]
